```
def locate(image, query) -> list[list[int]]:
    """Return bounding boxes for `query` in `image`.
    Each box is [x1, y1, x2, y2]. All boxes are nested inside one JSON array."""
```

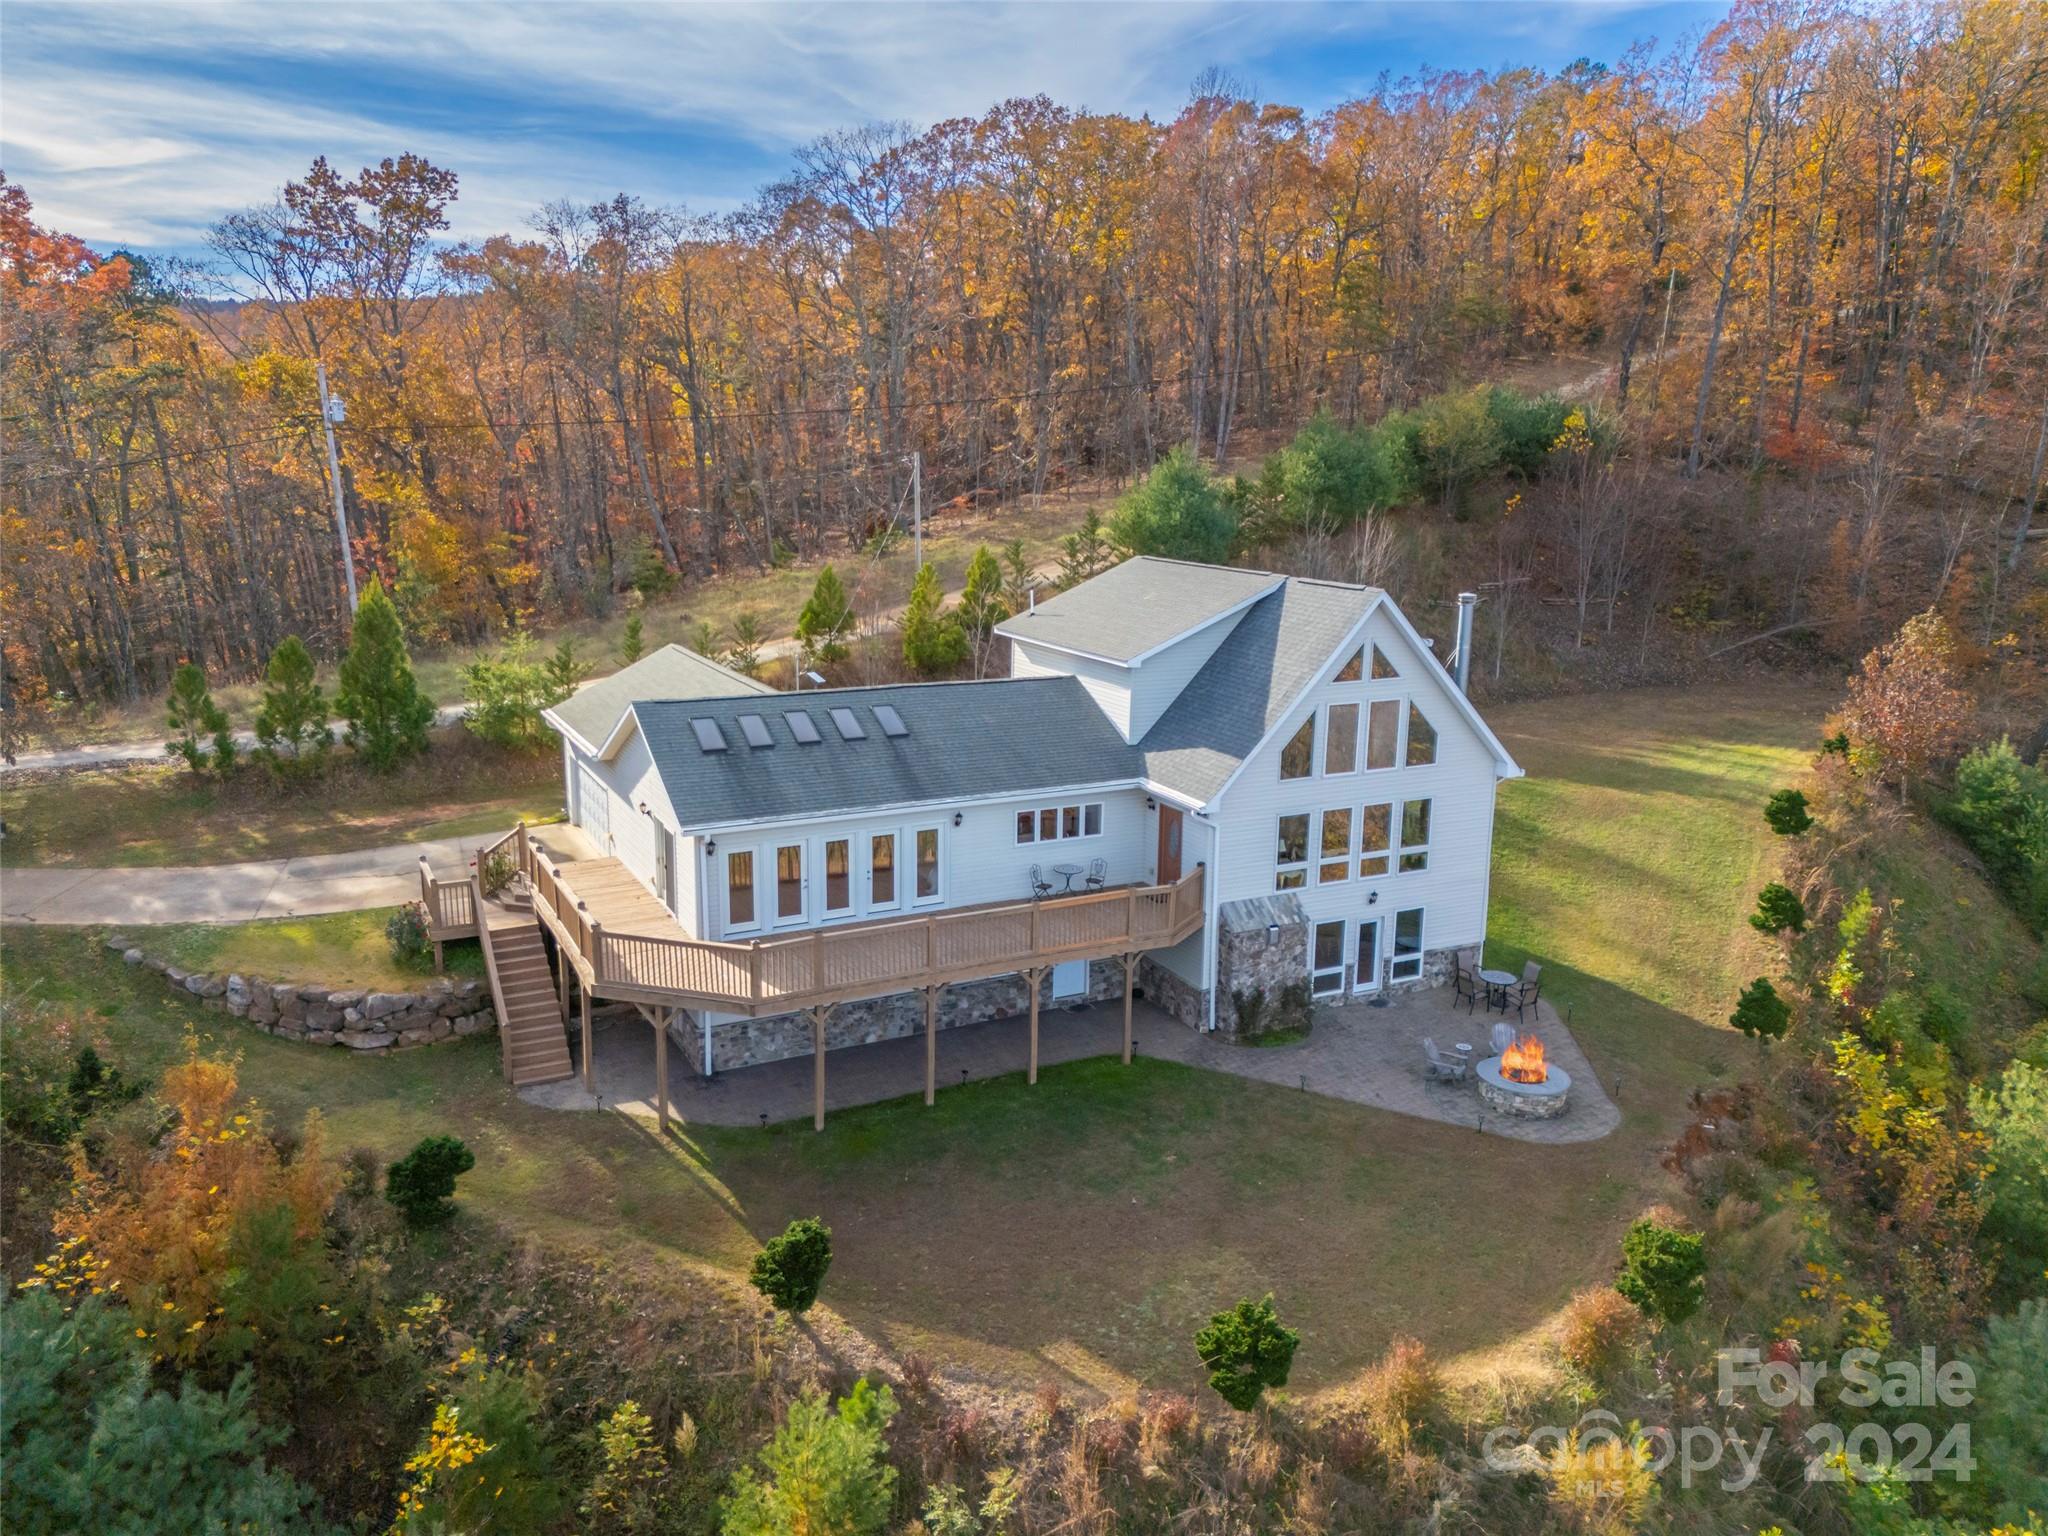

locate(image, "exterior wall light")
[[705, 840, 717, 855], [952, 812, 963, 827], [1145, 796, 1157, 810]]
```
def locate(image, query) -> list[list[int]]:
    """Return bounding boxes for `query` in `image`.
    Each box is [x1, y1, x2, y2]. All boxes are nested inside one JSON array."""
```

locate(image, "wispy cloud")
[[1, 1, 1719, 252]]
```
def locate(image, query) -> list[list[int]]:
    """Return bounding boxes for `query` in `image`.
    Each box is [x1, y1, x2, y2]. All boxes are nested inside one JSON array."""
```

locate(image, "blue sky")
[[3, 1, 1725, 258]]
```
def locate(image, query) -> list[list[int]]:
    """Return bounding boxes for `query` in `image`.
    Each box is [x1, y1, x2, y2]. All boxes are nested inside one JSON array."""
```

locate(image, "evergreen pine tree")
[[957, 545, 1008, 678], [1730, 978, 1791, 1045], [253, 636, 331, 776], [901, 562, 966, 676], [165, 661, 232, 776], [335, 579, 435, 771], [618, 612, 645, 665], [796, 563, 854, 666]]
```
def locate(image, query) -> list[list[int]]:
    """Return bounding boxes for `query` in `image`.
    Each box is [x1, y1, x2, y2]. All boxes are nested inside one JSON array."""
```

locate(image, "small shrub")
[[1193, 1293, 1300, 1411], [617, 612, 645, 666], [1557, 1287, 1645, 1381], [385, 902, 432, 969], [1730, 978, 1791, 1045], [1272, 980, 1315, 1034], [1938, 738, 2048, 934], [629, 541, 675, 599], [720, 1379, 896, 1536], [1546, 1424, 1658, 1535], [901, 563, 968, 677], [1361, 1335, 1441, 1452], [1614, 1217, 1706, 1325], [478, 845, 515, 898], [1750, 882, 1806, 935], [1230, 987, 1268, 1037], [1763, 787, 1813, 835], [385, 1134, 475, 1227], [165, 661, 234, 776], [749, 1216, 832, 1315]]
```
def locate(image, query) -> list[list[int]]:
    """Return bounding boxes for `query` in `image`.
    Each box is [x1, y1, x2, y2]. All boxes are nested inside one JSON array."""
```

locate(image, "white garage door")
[[575, 761, 611, 849]]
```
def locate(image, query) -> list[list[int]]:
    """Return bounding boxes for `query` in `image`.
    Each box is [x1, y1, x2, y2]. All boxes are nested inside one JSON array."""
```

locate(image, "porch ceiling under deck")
[[535, 854, 1204, 1017]]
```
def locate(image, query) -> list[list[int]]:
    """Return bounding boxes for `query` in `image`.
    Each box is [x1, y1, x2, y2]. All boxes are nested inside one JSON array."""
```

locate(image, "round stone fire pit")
[[1477, 1056, 1573, 1120]]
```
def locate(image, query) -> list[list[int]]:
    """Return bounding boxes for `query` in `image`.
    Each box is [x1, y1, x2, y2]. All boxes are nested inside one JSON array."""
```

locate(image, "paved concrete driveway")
[[1, 832, 500, 926]]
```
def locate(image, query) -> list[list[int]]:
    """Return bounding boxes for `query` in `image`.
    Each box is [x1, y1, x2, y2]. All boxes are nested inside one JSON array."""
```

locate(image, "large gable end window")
[[1406, 704, 1438, 766], [1366, 699, 1400, 770], [1371, 643, 1399, 680], [1334, 647, 1364, 683], [1399, 798, 1432, 873], [1275, 814, 1309, 890], [1280, 715, 1315, 780], [1324, 703, 1359, 775]]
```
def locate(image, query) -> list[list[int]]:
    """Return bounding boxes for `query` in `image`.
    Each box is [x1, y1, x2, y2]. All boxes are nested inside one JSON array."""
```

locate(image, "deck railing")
[[417, 856, 479, 939], [515, 828, 1205, 1015]]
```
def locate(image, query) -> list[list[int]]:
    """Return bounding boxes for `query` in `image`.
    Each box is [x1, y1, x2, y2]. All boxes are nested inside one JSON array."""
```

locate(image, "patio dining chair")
[[1512, 961, 1543, 1022], [1422, 1036, 1470, 1083], [1084, 857, 1107, 891], [1028, 864, 1055, 899], [1451, 955, 1478, 1014]]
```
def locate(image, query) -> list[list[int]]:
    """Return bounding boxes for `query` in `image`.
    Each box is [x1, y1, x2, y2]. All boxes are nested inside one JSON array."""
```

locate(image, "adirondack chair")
[[1422, 1036, 1469, 1083], [1491, 1022, 1515, 1056]]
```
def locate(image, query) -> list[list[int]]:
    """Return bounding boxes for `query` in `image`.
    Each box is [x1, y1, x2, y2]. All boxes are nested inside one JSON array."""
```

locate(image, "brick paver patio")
[[522, 982, 1620, 1144]]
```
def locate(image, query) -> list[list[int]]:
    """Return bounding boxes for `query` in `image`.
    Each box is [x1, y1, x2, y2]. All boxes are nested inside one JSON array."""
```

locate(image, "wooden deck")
[[523, 841, 1205, 1016], [443, 821, 1207, 1132]]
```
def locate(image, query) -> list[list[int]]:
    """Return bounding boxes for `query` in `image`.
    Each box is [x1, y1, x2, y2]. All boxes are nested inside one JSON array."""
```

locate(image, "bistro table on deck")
[[1050, 862, 1085, 892]]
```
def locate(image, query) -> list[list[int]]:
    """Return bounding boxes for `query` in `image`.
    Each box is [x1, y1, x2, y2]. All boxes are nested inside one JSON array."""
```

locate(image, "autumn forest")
[[4, 0, 2045, 717]]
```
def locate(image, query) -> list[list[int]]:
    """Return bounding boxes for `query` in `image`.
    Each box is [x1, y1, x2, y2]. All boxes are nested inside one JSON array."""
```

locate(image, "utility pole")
[[906, 451, 922, 568], [316, 361, 360, 611]]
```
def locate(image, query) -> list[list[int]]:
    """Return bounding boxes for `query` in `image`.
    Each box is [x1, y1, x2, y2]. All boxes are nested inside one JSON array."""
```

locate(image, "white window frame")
[[722, 846, 762, 936], [1279, 714, 1316, 781], [817, 833, 855, 919], [1398, 797, 1432, 874], [910, 823, 944, 907], [1405, 702, 1438, 767], [1323, 701, 1360, 776], [1389, 906, 1426, 981], [1358, 801, 1393, 878], [769, 838, 808, 928], [1364, 697, 1403, 772], [1317, 806, 1352, 885], [1274, 812, 1310, 891], [1353, 916, 1383, 994], [1014, 800, 1107, 845], [1310, 918, 1348, 997]]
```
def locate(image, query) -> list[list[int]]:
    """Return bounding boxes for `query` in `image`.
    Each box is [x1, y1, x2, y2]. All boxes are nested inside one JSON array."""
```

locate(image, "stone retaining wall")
[[106, 934, 496, 1054]]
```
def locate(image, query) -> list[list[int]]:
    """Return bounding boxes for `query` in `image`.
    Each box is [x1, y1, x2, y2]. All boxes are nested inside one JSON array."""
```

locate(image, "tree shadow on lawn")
[[674, 974, 1734, 1391]]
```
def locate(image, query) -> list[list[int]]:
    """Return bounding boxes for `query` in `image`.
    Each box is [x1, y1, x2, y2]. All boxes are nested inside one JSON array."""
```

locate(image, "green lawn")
[[0, 684, 1823, 1393], [0, 739, 561, 867], [123, 908, 485, 993]]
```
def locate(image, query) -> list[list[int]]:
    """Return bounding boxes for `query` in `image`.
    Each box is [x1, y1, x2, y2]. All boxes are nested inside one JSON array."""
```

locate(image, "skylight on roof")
[[737, 713, 773, 748], [828, 707, 866, 741], [873, 704, 908, 738], [783, 711, 821, 744], [689, 717, 728, 753]]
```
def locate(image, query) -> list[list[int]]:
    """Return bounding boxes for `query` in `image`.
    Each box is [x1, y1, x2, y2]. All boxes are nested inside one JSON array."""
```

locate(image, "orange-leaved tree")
[[46, 1036, 340, 1365], [1835, 610, 1974, 797]]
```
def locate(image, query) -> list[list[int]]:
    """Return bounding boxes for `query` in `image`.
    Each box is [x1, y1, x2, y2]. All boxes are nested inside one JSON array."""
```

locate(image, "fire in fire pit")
[[1498, 1032, 1547, 1084]]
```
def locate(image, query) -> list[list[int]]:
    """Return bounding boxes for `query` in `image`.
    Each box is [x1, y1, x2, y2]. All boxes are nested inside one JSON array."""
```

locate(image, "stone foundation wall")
[[107, 934, 496, 1053], [689, 959, 1129, 1074], [1138, 955, 1209, 1033]]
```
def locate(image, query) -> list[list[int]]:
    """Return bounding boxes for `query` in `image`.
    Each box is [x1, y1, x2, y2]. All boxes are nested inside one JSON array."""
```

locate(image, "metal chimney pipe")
[[1454, 591, 1477, 694]]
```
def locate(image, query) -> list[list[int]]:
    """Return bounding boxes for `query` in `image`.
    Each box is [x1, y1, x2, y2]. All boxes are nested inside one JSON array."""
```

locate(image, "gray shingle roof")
[[637, 677, 1141, 831], [995, 556, 1281, 664], [547, 644, 771, 750], [1136, 579, 1379, 802]]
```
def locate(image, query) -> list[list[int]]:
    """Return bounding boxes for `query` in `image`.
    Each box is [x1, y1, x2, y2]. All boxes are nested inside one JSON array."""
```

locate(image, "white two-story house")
[[530, 557, 1521, 1091]]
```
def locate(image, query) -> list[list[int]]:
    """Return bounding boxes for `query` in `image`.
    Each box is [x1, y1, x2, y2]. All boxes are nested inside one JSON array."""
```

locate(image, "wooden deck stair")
[[482, 917, 573, 1087]]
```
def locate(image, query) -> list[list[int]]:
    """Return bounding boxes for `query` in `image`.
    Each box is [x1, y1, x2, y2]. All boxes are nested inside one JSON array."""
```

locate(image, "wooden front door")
[[1157, 806, 1184, 884]]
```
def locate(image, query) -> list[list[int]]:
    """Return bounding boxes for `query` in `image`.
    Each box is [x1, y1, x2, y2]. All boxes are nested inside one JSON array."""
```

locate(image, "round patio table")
[[1050, 862, 1085, 891], [1478, 968, 1517, 1013]]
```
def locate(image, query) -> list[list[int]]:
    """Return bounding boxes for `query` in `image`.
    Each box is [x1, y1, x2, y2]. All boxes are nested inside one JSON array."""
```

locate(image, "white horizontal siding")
[[1010, 640, 1133, 739], [701, 786, 1154, 939]]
